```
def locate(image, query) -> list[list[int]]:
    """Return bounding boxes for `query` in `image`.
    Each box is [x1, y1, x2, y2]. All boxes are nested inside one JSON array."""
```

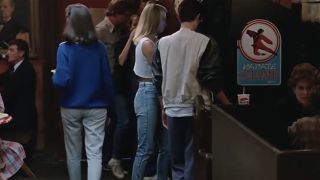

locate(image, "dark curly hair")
[[288, 63, 320, 92]]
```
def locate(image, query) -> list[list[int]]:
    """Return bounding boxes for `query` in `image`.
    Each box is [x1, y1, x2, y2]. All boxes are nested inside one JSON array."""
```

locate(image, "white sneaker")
[[108, 158, 125, 179], [143, 175, 157, 180]]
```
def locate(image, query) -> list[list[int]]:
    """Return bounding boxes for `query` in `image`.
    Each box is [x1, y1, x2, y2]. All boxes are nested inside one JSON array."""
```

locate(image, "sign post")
[[237, 19, 282, 86]]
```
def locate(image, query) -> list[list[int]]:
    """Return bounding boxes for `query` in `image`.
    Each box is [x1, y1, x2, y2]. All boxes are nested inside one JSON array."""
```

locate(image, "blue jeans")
[[61, 108, 106, 180], [132, 82, 171, 180], [167, 116, 195, 180]]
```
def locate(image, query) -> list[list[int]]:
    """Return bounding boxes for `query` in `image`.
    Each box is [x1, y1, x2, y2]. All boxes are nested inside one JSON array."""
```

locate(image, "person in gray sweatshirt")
[[152, 0, 231, 179]]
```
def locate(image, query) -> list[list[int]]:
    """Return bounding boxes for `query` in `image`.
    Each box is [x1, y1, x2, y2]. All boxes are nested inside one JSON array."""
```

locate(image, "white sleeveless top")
[[134, 37, 154, 78]]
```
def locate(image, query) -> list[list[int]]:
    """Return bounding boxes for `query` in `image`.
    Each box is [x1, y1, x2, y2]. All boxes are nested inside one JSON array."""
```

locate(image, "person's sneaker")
[[102, 163, 111, 171], [143, 175, 157, 180], [123, 169, 128, 174], [108, 158, 125, 179]]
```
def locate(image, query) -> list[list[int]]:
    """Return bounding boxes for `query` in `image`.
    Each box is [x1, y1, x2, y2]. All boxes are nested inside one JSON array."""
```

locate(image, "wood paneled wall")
[[57, 0, 111, 41]]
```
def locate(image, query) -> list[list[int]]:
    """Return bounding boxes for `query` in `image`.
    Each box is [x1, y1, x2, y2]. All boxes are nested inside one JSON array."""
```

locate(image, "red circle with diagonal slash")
[[238, 19, 281, 63]]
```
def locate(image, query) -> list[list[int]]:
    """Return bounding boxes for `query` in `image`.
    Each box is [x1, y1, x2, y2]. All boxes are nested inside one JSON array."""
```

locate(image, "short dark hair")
[[63, 4, 97, 44], [106, 0, 133, 16], [9, 39, 29, 60], [288, 63, 320, 91], [178, 0, 203, 22]]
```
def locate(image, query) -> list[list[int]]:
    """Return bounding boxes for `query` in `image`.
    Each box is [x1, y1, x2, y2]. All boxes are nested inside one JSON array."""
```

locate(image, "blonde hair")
[[133, 2, 167, 44]]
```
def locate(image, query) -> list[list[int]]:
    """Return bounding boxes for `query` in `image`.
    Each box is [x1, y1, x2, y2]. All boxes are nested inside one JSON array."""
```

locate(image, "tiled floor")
[[10, 143, 133, 180], [12, 162, 132, 180], [7, 133, 161, 180]]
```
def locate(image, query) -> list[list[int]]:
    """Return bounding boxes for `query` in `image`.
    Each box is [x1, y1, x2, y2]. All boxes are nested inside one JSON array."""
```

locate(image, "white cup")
[[237, 94, 250, 105]]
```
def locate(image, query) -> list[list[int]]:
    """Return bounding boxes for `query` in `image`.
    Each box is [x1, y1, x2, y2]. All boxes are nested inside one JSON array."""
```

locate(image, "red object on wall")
[[273, 0, 291, 9]]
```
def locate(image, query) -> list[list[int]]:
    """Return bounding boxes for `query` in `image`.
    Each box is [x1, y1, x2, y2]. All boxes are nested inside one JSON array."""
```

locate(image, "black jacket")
[[1, 60, 37, 132]]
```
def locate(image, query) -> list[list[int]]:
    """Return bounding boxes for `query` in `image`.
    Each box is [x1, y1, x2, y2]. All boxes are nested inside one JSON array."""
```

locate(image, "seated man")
[[0, 39, 36, 163]]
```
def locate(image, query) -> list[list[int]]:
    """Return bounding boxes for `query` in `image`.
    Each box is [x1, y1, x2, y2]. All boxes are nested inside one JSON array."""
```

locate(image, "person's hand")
[[161, 108, 168, 129], [129, 28, 136, 40]]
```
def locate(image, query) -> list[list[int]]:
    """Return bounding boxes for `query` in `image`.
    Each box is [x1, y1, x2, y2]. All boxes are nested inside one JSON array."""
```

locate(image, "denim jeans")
[[167, 116, 195, 180], [61, 108, 106, 180], [132, 82, 171, 180]]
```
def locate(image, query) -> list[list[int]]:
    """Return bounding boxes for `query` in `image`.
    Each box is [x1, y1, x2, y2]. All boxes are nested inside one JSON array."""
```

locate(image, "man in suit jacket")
[[1, 39, 36, 149]]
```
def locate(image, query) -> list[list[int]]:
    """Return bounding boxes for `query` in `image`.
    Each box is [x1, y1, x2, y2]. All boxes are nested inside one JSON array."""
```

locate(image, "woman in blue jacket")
[[52, 4, 113, 180]]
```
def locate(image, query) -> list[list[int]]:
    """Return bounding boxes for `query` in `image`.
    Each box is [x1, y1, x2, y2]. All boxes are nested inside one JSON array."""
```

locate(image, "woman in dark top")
[[107, 14, 138, 179], [272, 63, 320, 149]]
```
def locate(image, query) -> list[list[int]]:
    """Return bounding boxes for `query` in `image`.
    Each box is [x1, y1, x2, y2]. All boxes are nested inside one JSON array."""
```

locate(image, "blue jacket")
[[52, 41, 113, 108]]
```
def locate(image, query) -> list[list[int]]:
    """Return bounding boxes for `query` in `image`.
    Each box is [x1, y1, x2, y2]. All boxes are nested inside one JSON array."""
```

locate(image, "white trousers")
[[61, 108, 106, 180]]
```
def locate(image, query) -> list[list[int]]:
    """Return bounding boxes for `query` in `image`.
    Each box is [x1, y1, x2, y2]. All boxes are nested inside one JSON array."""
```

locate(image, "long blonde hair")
[[133, 2, 167, 44]]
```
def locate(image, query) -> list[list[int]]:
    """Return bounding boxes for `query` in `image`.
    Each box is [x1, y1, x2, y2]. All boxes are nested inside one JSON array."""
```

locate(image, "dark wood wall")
[[38, 0, 59, 144]]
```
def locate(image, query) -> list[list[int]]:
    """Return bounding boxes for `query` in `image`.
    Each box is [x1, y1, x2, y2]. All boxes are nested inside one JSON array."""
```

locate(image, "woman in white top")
[[131, 2, 170, 180]]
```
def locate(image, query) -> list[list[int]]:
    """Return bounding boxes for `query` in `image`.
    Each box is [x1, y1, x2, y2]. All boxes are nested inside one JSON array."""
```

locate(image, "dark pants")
[[112, 94, 131, 158], [167, 116, 195, 180], [102, 106, 116, 162]]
